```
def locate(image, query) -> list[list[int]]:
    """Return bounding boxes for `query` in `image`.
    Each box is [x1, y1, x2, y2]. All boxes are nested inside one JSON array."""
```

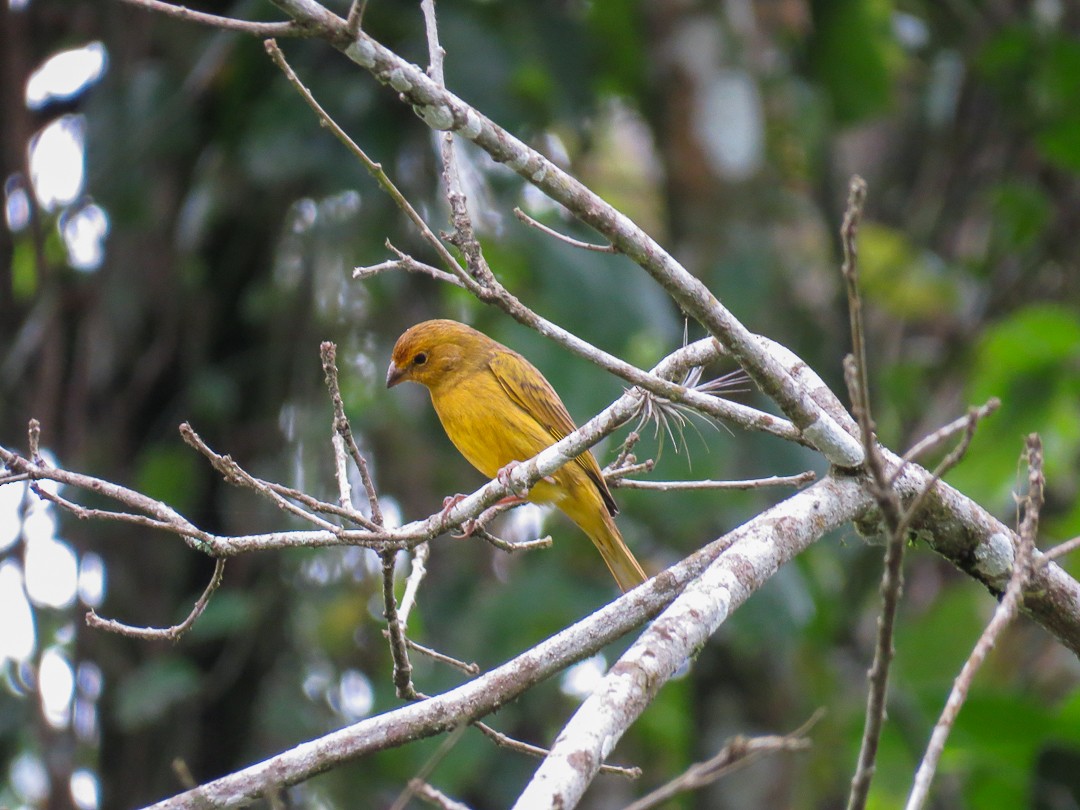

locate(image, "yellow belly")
[[429, 373, 566, 504]]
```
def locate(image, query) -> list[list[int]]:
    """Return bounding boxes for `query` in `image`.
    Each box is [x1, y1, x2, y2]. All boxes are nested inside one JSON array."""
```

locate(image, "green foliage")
[[809, 0, 901, 124], [134, 445, 201, 517], [948, 304, 1080, 511], [986, 181, 1052, 255], [858, 223, 959, 320], [114, 658, 202, 731], [977, 25, 1080, 172]]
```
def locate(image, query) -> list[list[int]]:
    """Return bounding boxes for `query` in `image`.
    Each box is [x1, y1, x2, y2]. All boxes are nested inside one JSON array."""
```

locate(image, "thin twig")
[[473, 526, 553, 553], [399, 542, 430, 627], [892, 398, 1000, 483], [321, 341, 384, 525], [611, 430, 643, 471], [513, 207, 617, 253], [28, 418, 41, 461], [86, 558, 226, 641], [624, 710, 823, 810], [611, 471, 816, 491], [181, 422, 343, 533], [30, 484, 184, 534], [265, 480, 377, 530], [117, 0, 311, 37], [1, 441, 213, 548], [418, 0, 481, 288], [263, 39, 473, 292], [473, 721, 640, 778], [410, 781, 473, 810], [904, 434, 1044, 810], [892, 404, 986, 541], [604, 459, 654, 481], [403, 636, 479, 676], [380, 550, 417, 700], [345, 0, 366, 37], [389, 724, 469, 810], [1045, 534, 1080, 562], [354, 252, 464, 287], [840, 176, 909, 810]]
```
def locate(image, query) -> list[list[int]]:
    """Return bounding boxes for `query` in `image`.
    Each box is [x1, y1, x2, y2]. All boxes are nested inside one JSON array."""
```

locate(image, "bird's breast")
[[429, 371, 558, 486]]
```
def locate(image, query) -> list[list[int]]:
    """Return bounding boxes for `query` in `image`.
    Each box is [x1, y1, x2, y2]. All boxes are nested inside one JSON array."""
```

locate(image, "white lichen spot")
[[530, 164, 548, 183], [457, 110, 482, 140], [388, 68, 412, 92], [415, 104, 455, 130], [974, 532, 1015, 583], [506, 152, 529, 172], [344, 39, 376, 68]]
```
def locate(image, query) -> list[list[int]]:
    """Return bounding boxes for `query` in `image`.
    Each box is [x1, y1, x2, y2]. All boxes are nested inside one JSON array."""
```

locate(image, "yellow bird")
[[387, 319, 647, 591]]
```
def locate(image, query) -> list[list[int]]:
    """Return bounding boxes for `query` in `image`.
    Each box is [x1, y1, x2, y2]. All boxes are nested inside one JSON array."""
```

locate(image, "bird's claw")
[[440, 493, 472, 536], [498, 461, 555, 497], [496, 461, 528, 497]]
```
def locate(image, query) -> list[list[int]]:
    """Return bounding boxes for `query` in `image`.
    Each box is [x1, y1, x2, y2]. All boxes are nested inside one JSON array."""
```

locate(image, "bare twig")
[[892, 403, 987, 541], [624, 710, 823, 810], [264, 481, 376, 529], [473, 526, 553, 553], [389, 724, 468, 810], [29, 484, 186, 534], [86, 558, 226, 641], [345, 0, 366, 37], [1, 440, 213, 548], [171, 758, 197, 790], [28, 418, 41, 461], [321, 341, 383, 525], [410, 781, 473, 810], [513, 207, 617, 253], [604, 459, 654, 481], [611, 430, 643, 471], [181, 422, 342, 533], [840, 175, 909, 810], [354, 250, 464, 287], [474, 721, 639, 779], [398, 542, 430, 627], [904, 434, 1044, 810], [1046, 534, 1080, 562], [380, 550, 417, 700], [403, 637, 479, 676], [117, 0, 312, 37], [611, 471, 816, 491], [894, 398, 1000, 474], [264, 38, 471, 293]]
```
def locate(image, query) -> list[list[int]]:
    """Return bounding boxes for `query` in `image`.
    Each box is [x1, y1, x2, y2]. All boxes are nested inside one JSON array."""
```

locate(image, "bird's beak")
[[386, 361, 405, 388]]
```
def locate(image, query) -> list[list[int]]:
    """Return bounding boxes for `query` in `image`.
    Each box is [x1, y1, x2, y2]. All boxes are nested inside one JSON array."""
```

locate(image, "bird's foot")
[[439, 493, 477, 537], [496, 461, 528, 497], [496, 461, 554, 497]]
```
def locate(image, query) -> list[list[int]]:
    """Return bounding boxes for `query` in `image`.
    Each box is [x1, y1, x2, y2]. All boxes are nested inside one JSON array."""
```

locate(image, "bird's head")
[[386, 319, 492, 391]]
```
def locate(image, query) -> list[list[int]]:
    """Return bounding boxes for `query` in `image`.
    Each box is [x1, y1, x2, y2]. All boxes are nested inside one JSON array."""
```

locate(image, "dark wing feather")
[[488, 350, 618, 516]]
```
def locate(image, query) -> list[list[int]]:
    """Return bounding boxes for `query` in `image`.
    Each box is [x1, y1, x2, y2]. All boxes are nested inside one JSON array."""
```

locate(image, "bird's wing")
[[488, 350, 618, 516]]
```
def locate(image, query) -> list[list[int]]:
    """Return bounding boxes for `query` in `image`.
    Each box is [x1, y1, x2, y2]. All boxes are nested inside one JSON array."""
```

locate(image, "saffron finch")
[[387, 319, 647, 591]]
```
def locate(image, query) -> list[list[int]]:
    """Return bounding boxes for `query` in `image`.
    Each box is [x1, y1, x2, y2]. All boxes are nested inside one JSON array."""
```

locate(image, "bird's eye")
[[414, 352, 427, 366]]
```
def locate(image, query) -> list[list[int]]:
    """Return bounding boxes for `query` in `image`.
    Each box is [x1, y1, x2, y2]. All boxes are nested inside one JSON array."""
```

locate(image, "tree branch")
[[510, 477, 867, 808], [143, 474, 872, 809]]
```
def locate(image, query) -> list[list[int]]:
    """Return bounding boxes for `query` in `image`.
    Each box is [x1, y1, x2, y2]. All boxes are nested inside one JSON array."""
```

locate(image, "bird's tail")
[[565, 500, 647, 592]]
